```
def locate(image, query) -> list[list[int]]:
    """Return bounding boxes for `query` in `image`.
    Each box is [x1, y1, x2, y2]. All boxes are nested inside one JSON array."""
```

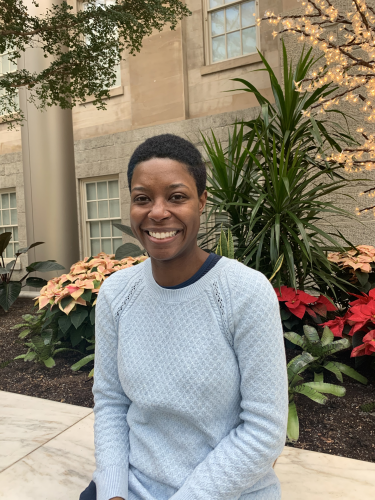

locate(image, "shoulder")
[[219, 258, 278, 308], [97, 259, 146, 304]]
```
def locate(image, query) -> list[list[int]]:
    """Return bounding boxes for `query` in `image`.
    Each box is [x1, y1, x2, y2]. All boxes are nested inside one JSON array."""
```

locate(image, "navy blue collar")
[[162, 253, 222, 289]]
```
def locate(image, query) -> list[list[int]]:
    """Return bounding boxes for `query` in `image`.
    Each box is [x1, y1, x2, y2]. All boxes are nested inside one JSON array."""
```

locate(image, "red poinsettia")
[[320, 311, 351, 338], [275, 286, 336, 320], [348, 289, 375, 307], [347, 301, 375, 335], [351, 330, 375, 357]]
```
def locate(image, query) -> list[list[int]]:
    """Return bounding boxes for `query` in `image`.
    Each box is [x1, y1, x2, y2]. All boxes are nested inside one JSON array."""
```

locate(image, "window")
[[207, 0, 258, 63], [0, 51, 19, 114], [83, 179, 123, 256], [0, 191, 18, 258], [83, 0, 121, 89]]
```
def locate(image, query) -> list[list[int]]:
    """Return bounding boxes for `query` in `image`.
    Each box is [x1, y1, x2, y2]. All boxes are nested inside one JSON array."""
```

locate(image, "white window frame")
[[203, 0, 260, 65], [80, 176, 123, 258], [0, 188, 21, 268], [81, 0, 122, 90]]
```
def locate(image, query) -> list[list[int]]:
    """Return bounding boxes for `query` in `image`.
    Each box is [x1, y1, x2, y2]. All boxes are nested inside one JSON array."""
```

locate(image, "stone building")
[[0, 0, 371, 279]]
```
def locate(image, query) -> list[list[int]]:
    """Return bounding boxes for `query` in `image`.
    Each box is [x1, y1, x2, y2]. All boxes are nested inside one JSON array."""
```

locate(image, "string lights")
[[260, 0, 375, 216]]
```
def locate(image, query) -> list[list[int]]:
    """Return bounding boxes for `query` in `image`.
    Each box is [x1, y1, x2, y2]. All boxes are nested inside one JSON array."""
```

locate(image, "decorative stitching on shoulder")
[[212, 280, 234, 349], [114, 278, 143, 328]]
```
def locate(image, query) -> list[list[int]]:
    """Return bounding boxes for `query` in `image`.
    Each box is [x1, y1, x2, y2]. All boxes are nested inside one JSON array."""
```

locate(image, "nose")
[[148, 197, 170, 222]]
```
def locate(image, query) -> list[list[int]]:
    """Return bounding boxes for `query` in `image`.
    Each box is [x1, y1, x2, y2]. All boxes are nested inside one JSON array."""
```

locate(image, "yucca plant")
[[201, 43, 363, 296], [215, 228, 235, 258], [287, 351, 346, 441], [285, 325, 368, 384]]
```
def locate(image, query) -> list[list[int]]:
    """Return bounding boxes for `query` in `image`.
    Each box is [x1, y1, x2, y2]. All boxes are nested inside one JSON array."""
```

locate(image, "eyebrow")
[[131, 183, 188, 192]]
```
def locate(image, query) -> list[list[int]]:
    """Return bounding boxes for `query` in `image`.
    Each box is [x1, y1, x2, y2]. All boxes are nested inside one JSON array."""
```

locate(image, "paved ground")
[[1, 390, 374, 499]]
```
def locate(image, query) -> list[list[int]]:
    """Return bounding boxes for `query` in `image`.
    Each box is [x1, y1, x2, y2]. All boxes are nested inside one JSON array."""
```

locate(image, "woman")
[[80, 134, 288, 500]]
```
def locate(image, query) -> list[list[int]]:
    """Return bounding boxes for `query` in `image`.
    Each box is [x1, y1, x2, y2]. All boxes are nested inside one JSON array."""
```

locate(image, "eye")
[[170, 193, 186, 201], [134, 195, 150, 203]]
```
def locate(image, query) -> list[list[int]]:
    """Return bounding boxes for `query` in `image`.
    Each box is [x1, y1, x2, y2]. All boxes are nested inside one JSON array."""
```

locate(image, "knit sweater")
[[92, 256, 288, 500]]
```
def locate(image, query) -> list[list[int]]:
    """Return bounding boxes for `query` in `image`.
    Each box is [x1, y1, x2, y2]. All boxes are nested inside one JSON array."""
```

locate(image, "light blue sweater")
[[92, 256, 288, 500]]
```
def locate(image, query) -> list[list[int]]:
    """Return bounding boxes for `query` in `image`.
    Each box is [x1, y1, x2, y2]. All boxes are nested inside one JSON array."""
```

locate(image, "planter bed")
[[1, 298, 374, 463]]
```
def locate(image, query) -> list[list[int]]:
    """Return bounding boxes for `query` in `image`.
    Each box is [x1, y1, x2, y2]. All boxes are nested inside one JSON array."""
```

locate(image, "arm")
[[92, 283, 131, 500], [170, 267, 288, 500]]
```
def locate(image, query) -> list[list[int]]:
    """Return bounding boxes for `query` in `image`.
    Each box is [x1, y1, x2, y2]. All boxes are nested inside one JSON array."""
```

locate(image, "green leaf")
[[16, 241, 44, 255], [284, 331, 306, 349], [18, 328, 31, 339], [314, 372, 324, 382], [60, 296, 73, 310], [115, 243, 143, 260], [58, 314, 72, 334], [0, 281, 22, 312], [360, 401, 375, 412], [0, 232, 12, 255], [293, 384, 328, 404], [111, 223, 135, 238], [323, 361, 343, 383], [89, 306, 96, 325], [13, 354, 26, 360], [331, 362, 368, 385], [24, 351, 36, 362], [43, 357, 55, 368], [287, 401, 299, 441], [304, 382, 346, 397], [355, 270, 369, 287], [88, 368, 94, 378], [80, 289, 92, 302], [269, 254, 284, 282], [26, 260, 65, 273], [287, 352, 316, 383], [26, 277, 48, 288], [321, 326, 334, 346], [303, 325, 320, 344], [70, 308, 88, 329], [0, 360, 11, 368], [71, 354, 95, 371]]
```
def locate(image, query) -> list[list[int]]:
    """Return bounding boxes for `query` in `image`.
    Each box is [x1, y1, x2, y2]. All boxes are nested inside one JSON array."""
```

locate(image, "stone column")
[[18, 0, 79, 280]]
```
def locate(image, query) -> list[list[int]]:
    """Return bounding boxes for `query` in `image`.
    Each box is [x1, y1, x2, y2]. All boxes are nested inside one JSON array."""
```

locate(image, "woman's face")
[[130, 158, 207, 262]]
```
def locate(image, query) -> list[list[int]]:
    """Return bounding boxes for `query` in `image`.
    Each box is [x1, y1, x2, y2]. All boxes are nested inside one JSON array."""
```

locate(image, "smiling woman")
[[80, 134, 288, 500]]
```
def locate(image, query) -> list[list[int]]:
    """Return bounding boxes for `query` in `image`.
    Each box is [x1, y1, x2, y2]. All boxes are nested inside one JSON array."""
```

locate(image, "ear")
[[199, 190, 208, 214]]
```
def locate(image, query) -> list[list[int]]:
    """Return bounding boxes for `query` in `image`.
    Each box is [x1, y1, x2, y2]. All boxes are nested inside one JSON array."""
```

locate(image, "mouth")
[[143, 229, 182, 243]]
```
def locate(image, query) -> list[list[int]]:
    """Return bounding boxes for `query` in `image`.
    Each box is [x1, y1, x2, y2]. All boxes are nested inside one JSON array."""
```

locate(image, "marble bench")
[[0, 391, 374, 499]]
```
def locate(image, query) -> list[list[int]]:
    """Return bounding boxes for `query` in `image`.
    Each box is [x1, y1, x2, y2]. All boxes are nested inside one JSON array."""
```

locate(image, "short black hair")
[[127, 134, 207, 196]]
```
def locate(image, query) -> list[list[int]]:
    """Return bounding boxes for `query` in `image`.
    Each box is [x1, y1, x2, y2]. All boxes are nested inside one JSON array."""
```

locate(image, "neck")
[[150, 245, 209, 287]]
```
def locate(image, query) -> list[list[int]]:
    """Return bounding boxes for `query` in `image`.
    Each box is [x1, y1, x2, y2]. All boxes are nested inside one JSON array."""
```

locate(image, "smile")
[[144, 230, 181, 241]]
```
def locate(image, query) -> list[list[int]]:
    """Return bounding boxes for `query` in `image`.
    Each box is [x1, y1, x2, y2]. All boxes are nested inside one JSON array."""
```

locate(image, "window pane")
[[13, 226, 18, 242], [241, 1, 256, 27], [227, 31, 241, 58], [90, 239, 101, 256], [113, 238, 122, 253], [6, 243, 13, 258], [109, 199, 120, 218], [1, 193, 9, 209], [108, 180, 119, 199], [87, 201, 98, 219], [102, 238, 112, 254], [101, 220, 111, 237], [242, 26, 256, 54], [14, 242, 18, 254], [9, 192, 16, 208], [226, 6, 240, 32], [86, 183, 97, 201], [98, 200, 109, 218], [90, 221, 100, 238], [10, 209, 17, 224], [211, 10, 225, 36], [210, 0, 223, 7], [2, 210, 10, 225], [224, 0, 237, 3], [212, 35, 226, 62], [97, 181, 108, 200], [112, 222, 122, 237]]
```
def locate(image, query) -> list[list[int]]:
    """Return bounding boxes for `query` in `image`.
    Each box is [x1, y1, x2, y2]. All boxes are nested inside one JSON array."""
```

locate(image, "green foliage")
[[360, 401, 375, 413], [71, 337, 95, 378], [201, 44, 362, 296], [215, 228, 235, 259], [0, 233, 64, 311], [8, 310, 80, 369], [112, 223, 144, 259], [0, 0, 191, 127], [287, 351, 346, 441], [284, 325, 368, 385]]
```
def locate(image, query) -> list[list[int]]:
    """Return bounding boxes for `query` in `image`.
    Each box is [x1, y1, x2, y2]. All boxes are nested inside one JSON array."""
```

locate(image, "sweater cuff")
[[93, 466, 128, 500]]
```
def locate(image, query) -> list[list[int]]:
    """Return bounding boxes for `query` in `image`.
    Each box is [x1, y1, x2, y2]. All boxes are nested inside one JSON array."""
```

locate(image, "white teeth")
[[149, 231, 177, 239]]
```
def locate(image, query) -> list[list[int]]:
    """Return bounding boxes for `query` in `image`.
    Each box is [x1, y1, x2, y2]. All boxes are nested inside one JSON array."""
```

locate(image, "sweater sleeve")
[[170, 265, 288, 500], [92, 281, 131, 500]]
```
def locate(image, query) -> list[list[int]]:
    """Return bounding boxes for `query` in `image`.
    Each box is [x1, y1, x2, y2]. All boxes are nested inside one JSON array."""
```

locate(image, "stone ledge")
[[200, 53, 262, 76]]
